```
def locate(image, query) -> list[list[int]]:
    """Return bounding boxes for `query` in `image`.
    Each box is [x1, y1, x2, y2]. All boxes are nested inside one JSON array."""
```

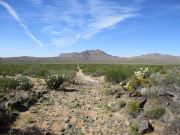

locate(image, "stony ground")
[[5, 69, 180, 135], [10, 70, 130, 135]]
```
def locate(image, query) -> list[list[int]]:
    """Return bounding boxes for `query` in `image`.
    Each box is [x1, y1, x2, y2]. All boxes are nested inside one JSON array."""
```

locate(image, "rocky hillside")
[[1, 50, 180, 64], [58, 49, 119, 61]]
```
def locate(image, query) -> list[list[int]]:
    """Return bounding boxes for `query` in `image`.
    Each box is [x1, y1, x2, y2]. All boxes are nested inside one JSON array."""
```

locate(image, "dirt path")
[[10, 71, 130, 135]]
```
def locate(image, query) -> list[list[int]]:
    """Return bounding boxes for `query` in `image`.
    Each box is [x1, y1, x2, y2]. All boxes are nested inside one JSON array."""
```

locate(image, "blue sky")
[[0, 0, 180, 57]]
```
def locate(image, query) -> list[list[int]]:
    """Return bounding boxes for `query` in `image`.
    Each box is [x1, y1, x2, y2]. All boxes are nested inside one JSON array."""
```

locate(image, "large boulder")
[[144, 99, 166, 119]]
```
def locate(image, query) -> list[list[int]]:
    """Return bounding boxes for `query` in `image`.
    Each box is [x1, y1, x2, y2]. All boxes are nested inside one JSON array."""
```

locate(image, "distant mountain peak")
[[136, 53, 176, 58], [81, 49, 110, 55], [58, 49, 114, 61], [59, 49, 110, 57]]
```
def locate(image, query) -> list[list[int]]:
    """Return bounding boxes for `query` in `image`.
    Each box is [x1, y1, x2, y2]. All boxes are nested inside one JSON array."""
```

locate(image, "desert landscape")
[[0, 50, 180, 135], [0, 0, 180, 134]]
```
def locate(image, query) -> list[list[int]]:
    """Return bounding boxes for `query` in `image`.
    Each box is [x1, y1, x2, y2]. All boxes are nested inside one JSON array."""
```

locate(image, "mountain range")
[[0, 49, 180, 64]]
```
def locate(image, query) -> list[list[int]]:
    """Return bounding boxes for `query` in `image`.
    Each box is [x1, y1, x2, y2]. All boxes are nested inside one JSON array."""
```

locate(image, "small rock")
[[130, 91, 141, 97], [137, 115, 154, 134], [111, 103, 124, 112], [64, 118, 70, 123], [109, 88, 119, 95], [114, 92, 124, 98], [134, 97, 147, 108], [60, 128, 65, 132]]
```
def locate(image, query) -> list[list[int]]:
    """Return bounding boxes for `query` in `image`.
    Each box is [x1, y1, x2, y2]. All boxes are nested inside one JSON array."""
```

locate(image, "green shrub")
[[46, 74, 65, 90], [1, 71, 9, 78], [139, 78, 153, 88], [93, 68, 105, 77], [50, 70, 76, 85], [105, 68, 134, 83], [23, 68, 49, 78], [122, 67, 154, 94], [123, 78, 140, 93], [130, 121, 139, 135], [0, 78, 7, 89], [134, 67, 150, 79], [6, 78, 19, 90], [36, 69, 49, 78], [17, 77, 33, 90], [63, 71, 76, 84], [127, 101, 140, 115], [144, 108, 166, 119], [150, 65, 167, 74], [0, 78, 19, 90], [163, 71, 180, 86]]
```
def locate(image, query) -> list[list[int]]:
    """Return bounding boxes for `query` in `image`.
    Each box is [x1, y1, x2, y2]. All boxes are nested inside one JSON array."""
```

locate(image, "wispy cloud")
[[0, 0, 43, 47], [26, 0, 144, 47]]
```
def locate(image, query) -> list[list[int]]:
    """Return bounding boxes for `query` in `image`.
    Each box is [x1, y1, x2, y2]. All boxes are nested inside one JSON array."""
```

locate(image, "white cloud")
[[43, 0, 142, 46], [0, 0, 43, 47], [19, 0, 145, 47]]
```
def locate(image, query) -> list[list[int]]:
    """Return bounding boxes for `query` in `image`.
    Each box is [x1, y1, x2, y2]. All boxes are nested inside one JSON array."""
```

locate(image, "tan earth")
[[11, 70, 130, 135]]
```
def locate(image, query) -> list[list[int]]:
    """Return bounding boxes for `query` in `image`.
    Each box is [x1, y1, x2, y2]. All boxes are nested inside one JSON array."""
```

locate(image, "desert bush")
[[121, 67, 154, 94], [0, 64, 31, 76], [144, 108, 165, 119], [63, 70, 76, 83], [139, 78, 154, 88], [127, 101, 140, 115], [0, 78, 8, 90], [16, 77, 33, 90], [36, 69, 49, 78], [134, 67, 150, 79], [23, 67, 49, 78], [130, 121, 139, 135], [0, 77, 33, 91], [93, 68, 105, 77], [1, 71, 9, 78], [163, 71, 180, 86], [105, 67, 134, 83], [6, 78, 19, 90], [46, 74, 65, 90], [0, 79, 11, 100], [123, 77, 140, 93], [0, 78, 19, 90]]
